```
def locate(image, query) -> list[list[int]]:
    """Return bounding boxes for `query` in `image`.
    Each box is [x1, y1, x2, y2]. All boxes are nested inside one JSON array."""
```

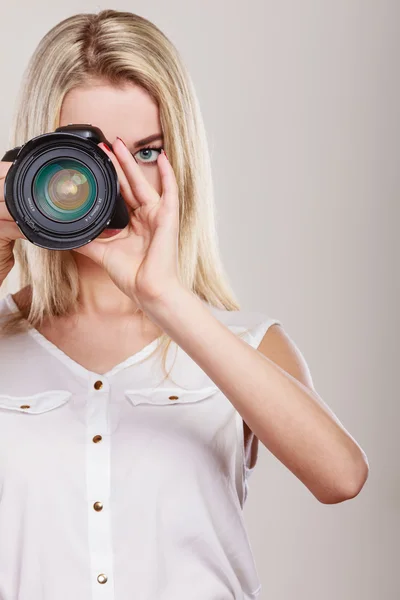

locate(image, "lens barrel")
[[2, 126, 129, 250]]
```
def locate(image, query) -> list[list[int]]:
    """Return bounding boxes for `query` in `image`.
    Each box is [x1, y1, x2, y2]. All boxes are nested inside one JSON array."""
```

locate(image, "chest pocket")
[[0, 390, 72, 414], [124, 386, 219, 406]]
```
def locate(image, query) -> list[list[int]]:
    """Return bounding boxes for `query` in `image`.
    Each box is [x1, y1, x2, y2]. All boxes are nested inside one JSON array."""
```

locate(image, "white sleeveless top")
[[0, 292, 281, 600]]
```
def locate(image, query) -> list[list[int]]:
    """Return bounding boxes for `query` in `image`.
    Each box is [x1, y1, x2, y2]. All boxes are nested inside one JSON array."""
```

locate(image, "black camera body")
[[2, 124, 129, 250]]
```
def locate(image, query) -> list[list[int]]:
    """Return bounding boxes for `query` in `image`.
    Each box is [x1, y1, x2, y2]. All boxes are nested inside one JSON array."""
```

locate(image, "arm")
[[144, 286, 369, 505]]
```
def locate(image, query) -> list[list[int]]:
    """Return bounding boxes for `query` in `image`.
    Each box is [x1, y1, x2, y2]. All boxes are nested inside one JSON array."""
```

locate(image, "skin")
[[3, 79, 262, 444], [0, 80, 295, 462], [1, 80, 369, 497], [0, 80, 170, 372], [62, 80, 165, 316]]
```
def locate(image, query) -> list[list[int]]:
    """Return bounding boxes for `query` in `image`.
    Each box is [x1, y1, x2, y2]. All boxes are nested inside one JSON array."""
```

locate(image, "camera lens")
[[32, 158, 98, 222], [2, 126, 130, 250]]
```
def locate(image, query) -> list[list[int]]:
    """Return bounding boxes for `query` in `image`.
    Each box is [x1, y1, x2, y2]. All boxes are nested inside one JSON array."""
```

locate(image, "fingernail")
[[161, 149, 169, 161], [103, 143, 112, 152], [117, 136, 127, 147]]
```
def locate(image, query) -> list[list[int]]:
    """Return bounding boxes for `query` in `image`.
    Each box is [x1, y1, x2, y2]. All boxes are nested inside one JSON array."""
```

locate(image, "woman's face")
[[59, 79, 164, 239]]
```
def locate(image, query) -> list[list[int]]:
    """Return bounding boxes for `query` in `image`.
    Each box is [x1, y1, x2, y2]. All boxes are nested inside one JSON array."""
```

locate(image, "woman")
[[0, 9, 369, 600]]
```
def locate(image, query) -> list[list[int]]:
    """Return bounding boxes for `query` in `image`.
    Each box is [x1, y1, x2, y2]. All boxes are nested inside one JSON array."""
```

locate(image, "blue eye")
[[134, 146, 163, 164]]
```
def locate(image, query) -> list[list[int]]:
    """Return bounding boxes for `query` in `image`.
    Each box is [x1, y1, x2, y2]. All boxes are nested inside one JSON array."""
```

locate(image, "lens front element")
[[32, 158, 97, 222]]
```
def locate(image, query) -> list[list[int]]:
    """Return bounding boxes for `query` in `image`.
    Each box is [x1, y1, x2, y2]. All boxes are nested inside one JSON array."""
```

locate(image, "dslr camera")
[[2, 124, 129, 250]]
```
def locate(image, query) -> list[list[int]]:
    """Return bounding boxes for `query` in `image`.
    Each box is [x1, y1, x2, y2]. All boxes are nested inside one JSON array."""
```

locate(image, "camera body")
[[2, 124, 129, 250]]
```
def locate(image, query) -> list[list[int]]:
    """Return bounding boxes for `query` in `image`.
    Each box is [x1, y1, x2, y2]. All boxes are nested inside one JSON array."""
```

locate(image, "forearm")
[[144, 285, 369, 503]]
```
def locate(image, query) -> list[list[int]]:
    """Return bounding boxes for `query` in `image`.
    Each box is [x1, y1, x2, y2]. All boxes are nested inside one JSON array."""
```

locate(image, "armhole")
[[249, 316, 282, 349], [234, 315, 282, 507]]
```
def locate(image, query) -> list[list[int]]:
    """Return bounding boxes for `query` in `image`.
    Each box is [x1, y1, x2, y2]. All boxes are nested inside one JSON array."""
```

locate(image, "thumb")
[[73, 240, 106, 266]]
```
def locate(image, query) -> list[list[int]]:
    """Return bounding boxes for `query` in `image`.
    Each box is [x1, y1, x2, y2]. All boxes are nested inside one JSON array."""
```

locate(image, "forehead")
[[59, 81, 161, 141]]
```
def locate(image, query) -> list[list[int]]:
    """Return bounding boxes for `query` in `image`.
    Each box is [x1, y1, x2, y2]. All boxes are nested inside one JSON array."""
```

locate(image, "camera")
[[1, 124, 129, 250]]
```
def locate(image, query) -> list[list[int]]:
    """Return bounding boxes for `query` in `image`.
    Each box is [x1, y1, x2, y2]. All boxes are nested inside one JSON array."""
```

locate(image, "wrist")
[[140, 283, 195, 325]]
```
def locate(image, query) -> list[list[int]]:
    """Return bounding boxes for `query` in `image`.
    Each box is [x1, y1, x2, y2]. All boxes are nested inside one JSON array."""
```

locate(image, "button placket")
[[87, 376, 114, 597]]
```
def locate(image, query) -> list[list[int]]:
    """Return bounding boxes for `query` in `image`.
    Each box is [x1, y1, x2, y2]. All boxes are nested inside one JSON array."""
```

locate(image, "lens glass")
[[32, 158, 97, 222]]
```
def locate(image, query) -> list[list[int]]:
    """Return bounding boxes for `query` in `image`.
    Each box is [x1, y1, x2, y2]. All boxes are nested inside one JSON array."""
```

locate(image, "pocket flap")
[[124, 386, 219, 406], [0, 390, 72, 414]]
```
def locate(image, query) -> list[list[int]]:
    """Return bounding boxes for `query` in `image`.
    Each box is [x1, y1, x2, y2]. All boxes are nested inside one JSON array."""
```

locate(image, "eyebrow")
[[132, 133, 164, 149]]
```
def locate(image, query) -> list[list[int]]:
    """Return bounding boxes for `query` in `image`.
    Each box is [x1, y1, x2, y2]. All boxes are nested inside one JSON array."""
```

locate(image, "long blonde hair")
[[0, 9, 243, 377]]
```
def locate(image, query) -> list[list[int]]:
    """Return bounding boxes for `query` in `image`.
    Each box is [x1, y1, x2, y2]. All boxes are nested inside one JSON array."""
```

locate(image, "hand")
[[73, 137, 181, 312], [0, 161, 28, 284]]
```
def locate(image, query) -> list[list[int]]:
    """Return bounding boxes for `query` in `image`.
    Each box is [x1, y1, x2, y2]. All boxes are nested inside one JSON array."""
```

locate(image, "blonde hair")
[[0, 9, 244, 379]]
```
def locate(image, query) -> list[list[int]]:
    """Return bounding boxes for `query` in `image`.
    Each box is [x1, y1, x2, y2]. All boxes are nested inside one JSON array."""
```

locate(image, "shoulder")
[[204, 300, 315, 392], [203, 301, 282, 349], [256, 317, 315, 391]]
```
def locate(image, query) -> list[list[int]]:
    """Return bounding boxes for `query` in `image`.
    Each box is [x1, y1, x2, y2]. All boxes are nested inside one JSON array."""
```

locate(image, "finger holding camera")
[[0, 161, 27, 284]]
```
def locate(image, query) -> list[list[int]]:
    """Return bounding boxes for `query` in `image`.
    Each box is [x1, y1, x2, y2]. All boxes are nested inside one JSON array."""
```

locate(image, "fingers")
[[0, 219, 27, 242], [98, 143, 141, 212], [0, 161, 12, 181], [157, 151, 179, 215], [0, 164, 13, 219], [0, 162, 12, 206], [112, 137, 160, 208], [0, 201, 12, 219], [0, 183, 15, 222], [0, 162, 27, 240], [73, 238, 106, 266]]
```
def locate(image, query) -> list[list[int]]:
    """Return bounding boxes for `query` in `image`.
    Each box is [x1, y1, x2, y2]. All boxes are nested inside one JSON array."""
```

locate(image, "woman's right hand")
[[0, 161, 27, 283]]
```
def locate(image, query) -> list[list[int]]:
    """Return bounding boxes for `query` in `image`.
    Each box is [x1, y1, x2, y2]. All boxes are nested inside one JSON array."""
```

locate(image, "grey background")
[[1, 1, 398, 598]]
